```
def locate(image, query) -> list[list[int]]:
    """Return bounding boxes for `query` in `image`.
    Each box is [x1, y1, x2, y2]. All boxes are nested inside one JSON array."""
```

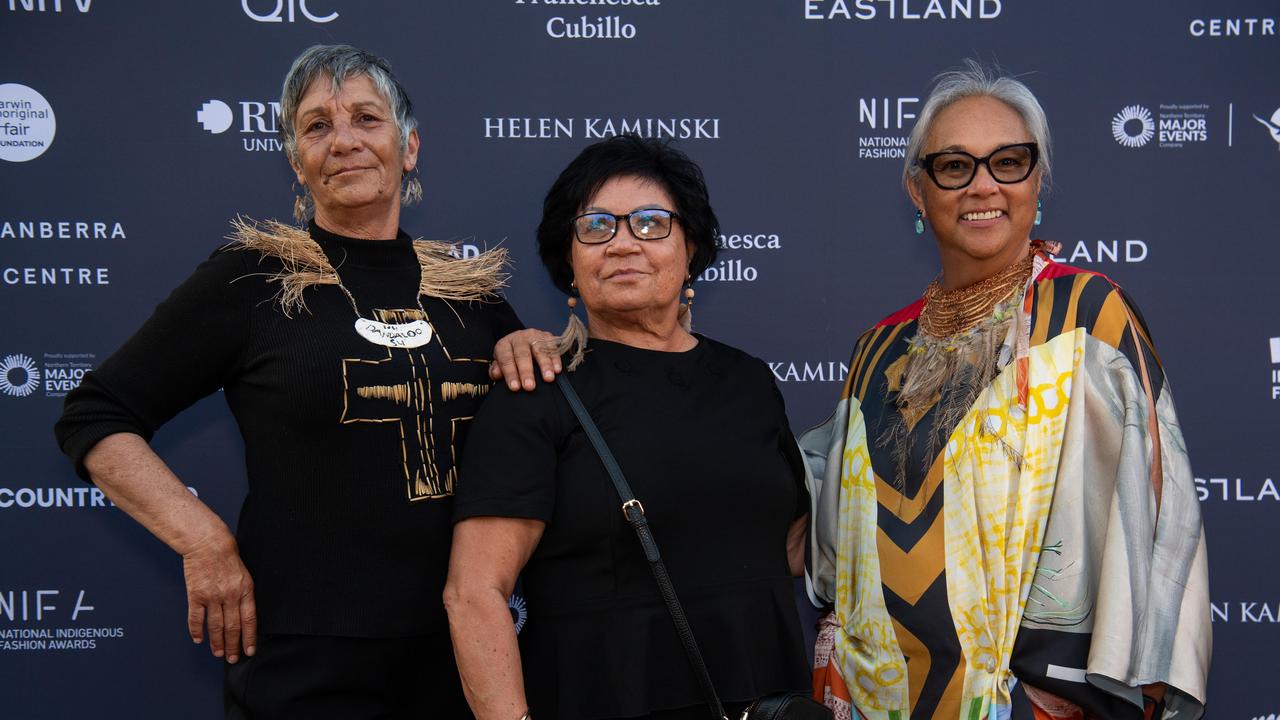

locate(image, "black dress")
[[454, 336, 811, 720]]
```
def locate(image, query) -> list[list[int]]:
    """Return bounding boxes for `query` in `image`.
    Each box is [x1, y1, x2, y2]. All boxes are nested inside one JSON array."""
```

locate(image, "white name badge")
[[354, 318, 433, 348]]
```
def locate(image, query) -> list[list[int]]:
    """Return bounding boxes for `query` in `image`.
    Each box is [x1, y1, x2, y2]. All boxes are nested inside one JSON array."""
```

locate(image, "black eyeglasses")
[[917, 142, 1039, 190], [572, 209, 680, 244]]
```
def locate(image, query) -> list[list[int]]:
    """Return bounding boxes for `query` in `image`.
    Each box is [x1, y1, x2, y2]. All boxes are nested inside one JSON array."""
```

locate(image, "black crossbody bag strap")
[[555, 375, 728, 720]]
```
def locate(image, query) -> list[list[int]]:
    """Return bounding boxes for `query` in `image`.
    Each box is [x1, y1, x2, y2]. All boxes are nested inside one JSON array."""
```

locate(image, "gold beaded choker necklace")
[[879, 242, 1043, 492], [918, 247, 1036, 338]]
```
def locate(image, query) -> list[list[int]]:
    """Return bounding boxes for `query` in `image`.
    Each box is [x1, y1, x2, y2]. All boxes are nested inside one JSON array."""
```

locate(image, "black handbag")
[[739, 693, 833, 720], [555, 375, 833, 720]]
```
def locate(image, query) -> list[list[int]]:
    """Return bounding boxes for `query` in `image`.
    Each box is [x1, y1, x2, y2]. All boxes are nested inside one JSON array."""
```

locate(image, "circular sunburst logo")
[[508, 593, 528, 634], [0, 354, 40, 397], [1112, 105, 1155, 148]]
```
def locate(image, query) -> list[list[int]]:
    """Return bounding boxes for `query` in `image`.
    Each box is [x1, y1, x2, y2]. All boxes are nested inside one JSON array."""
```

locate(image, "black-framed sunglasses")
[[917, 142, 1039, 190], [572, 209, 681, 245]]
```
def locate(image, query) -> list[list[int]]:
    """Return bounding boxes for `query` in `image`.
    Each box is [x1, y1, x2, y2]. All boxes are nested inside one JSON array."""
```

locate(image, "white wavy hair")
[[903, 59, 1052, 191]]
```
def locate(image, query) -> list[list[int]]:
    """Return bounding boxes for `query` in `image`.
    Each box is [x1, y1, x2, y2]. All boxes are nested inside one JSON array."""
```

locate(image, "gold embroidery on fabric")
[[340, 308, 491, 502], [221, 219, 504, 504], [441, 382, 489, 401], [357, 383, 413, 405]]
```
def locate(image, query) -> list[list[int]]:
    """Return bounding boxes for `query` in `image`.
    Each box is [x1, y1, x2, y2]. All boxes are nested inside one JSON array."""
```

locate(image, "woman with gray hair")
[[803, 60, 1210, 719], [54, 44, 518, 717]]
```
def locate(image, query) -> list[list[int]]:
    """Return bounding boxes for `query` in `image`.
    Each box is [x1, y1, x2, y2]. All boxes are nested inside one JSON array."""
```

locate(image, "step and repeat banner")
[[2, 1, 1277, 718]]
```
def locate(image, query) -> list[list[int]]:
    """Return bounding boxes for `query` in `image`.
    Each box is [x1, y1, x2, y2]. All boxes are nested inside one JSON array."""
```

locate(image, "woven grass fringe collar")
[[225, 217, 509, 317]]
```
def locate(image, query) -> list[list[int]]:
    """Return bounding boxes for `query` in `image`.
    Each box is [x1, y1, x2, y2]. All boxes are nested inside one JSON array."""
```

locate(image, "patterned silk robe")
[[803, 249, 1210, 720]]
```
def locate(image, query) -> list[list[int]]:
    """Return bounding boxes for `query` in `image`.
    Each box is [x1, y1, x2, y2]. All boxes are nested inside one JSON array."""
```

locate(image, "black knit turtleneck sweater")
[[55, 221, 522, 637]]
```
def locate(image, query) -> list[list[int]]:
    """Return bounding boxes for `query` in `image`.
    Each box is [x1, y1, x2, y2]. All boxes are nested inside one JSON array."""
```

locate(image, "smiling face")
[[289, 73, 419, 234], [570, 175, 693, 330], [908, 95, 1041, 286]]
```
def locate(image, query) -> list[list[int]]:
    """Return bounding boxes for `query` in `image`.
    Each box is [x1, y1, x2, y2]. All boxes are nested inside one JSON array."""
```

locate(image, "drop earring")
[[402, 169, 423, 206], [557, 280, 588, 370], [1034, 199, 1043, 226], [678, 277, 695, 332], [293, 183, 312, 224], [914, 209, 925, 235]]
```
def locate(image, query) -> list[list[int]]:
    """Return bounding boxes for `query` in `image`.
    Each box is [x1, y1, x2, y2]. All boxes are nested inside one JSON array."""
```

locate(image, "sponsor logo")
[[1195, 476, 1280, 502], [1056, 240, 1148, 264], [1112, 105, 1154, 148], [4, 0, 92, 13], [699, 233, 784, 283], [803, 0, 1002, 21], [41, 352, 94, 396], [448, 243, 483, 260], [1270, 337, 1280, 400], [716, 233, 782, 251], [514, 0, 658, 3], [1249, 714, 1279, 720], [1, 487, 110, 508], [197, 98, 283, 152], [857, 96, 918, 160], [0, 354, 39, 397], [1112, 103, 1212, 150], [1187, 16, 1276, 38], [0, 352, 95, 398], [242, 0, 337, 23], [1, 219, 126, 240], [0, 589, 127, 652], [1209, 601, 1280, 624], [1156, 104, 1210, 147], [0, 485, 198, 509], [508, 594, 528, 634], [483, 117, 719, 140], [1255, 108, 1280, 150], [547, 16, 636, 39], [1, 267, 109, 285], [197, 99, 234, 134], [0, 83, 56, 162], [514, 0, 659, 40], [768, 361, 850, 383], [697, 259, 756, 283]]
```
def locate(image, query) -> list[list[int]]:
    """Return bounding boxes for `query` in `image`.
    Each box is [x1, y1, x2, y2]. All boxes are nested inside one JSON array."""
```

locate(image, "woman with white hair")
[[803, 61, 1210, 720], [55, 44, 518, 717]]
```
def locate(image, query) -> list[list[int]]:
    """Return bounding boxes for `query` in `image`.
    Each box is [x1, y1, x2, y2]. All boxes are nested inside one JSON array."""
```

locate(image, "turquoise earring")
[[1034, 200, 1043, 226], [914, 209, 925, 235]]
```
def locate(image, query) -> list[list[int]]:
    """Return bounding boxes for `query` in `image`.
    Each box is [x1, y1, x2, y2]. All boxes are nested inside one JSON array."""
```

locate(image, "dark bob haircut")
[[537, 134, 720, 296]]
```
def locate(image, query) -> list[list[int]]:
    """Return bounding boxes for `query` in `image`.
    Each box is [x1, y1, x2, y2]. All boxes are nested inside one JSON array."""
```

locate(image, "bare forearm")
[[85, 432, 256, 662], [447, 589, 528, 719], [787, 514, 808, 577], [83, 432, 232, 555]]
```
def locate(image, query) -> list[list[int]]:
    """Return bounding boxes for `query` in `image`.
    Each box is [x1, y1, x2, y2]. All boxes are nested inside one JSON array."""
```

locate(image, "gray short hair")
[[903, 59, 1051, 191], [278, 44, 418, 165]]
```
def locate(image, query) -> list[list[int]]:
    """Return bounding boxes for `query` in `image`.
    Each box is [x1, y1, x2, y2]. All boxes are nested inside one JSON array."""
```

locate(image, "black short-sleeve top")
[[455, 336, 811, 720]]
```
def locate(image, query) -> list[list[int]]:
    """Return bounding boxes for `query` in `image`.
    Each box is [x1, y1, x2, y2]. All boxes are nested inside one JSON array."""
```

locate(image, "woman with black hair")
[[444, 135, 813, 720]]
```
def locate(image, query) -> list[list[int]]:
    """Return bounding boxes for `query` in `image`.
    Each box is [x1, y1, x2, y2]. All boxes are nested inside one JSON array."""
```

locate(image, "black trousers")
[[224, 631, 472, 720]]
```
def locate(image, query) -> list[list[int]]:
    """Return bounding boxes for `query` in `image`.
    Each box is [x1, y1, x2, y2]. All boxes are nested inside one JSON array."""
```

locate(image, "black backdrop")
[[2, 2, 1278, 718]]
